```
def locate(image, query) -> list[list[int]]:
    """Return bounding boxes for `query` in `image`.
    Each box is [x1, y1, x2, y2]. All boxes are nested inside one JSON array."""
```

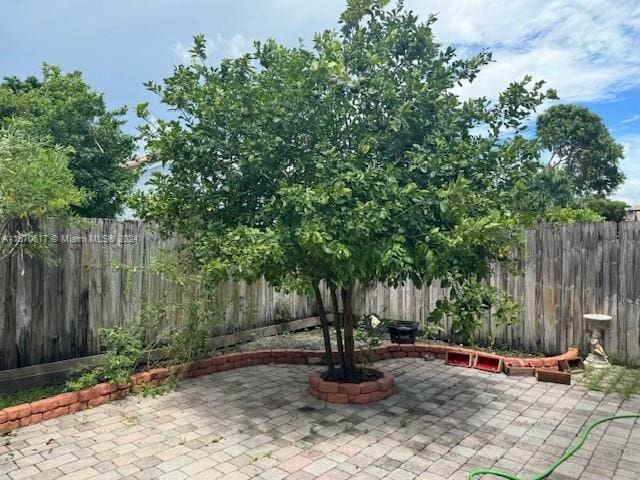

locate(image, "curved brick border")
[[308, 368, 394, 404], [0, 344, 580, 434]]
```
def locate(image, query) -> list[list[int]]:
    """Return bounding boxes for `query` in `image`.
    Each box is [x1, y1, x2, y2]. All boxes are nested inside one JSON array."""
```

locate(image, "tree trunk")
[[313, 283, 334, 377], [329, 283, 347, 379], [341, 286, 357, 378]]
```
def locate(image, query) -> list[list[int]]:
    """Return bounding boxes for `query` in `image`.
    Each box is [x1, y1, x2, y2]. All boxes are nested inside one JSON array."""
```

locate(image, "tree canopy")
[[0, 126, 85, 258], [0, 65, 137, 218], [536, 104, 625, 196], [136, 0, 557, 379]]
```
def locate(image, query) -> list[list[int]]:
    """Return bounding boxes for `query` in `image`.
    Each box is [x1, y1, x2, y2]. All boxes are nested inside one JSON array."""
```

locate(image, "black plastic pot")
[[388, 320, 419, 344]]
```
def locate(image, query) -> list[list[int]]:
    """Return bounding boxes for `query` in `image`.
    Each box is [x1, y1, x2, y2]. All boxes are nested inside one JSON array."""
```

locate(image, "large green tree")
[[136, 0, 554, 381], [0, 126, 85, 258], [0, 65, 136, 218], [536, 104, 625, 196]]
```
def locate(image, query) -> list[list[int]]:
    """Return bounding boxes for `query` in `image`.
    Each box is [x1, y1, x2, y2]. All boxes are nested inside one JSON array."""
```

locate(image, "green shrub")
[[67, 326, 142, 391], [430, 281, 522, 344], [543, 206, 603, 224], [355, 316, 388, 351]]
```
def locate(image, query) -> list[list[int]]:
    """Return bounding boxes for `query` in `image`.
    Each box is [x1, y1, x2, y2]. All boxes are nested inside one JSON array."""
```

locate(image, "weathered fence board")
[[0, 219, 323, 370], [2, 220, 640, 371]]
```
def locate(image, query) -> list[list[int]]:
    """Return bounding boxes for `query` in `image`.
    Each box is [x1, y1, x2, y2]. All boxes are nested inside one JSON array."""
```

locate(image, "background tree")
[[0, 65, 137, 218], [136, 0, 554, 381], [0, 125, 85, 258], [582, 196, 629, 222], [513, 169, 610, 224], [536, 104, 625, 196]]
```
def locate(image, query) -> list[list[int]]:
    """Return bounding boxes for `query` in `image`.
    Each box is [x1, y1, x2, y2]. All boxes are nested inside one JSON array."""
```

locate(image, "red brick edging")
[[0, 344, 580, 434], [308, 368, 394, 404]]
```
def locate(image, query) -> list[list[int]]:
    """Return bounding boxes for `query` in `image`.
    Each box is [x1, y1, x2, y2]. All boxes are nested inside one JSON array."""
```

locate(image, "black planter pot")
[[388, 321, 419, 344]]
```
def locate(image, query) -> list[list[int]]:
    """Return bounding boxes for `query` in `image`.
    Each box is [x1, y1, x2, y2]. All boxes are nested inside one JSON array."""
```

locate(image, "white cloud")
[[622, 114, 640, 124], [173, 33, 253, 64], [406, 0, 640, 103]]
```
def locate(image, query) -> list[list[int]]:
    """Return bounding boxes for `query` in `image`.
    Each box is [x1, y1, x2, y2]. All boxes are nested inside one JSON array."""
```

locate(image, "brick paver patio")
[[1, 359, 639, 480]]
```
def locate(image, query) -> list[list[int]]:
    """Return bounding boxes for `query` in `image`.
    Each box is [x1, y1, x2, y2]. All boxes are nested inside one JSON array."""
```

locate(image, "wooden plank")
[[28, 241, 44, 366], [88, 219, 104, 354], [523, 229, 537, 352], [535, 227, 545, 353], [582, 223, 597, 353], [559, 225, 571, 352], [0, 253, 10, 370], [553, 225, 562, 353], [14, 250, 32, 367], [573, 223, 584, 351], [62, 223, 82, 363], [633, 222, 640, 363], [616, 222, 626, 362], [0, 315, 324, 392], [603, 223, 618, 358], [77, 223, 91, 358], [541, 226, 556, 354], [102, 219, 123, 330], [623, 222, 640, 362]]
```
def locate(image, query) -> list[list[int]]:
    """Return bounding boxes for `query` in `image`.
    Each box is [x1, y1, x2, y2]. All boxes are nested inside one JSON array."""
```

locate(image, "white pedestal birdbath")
[[584, 313, 612, 369]]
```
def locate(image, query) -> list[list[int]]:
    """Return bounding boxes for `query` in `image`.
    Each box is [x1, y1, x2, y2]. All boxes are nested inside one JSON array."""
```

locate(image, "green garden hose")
[[468, 414, 640, 480]]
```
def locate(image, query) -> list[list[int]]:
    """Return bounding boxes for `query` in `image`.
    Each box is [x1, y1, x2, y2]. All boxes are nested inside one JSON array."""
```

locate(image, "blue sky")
[[2, 0, 639, 204]]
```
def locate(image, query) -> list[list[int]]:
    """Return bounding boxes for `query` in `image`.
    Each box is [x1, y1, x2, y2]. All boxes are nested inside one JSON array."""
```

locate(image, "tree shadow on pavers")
[[167, 359, 530, 451], [340, 359, 531, 449]]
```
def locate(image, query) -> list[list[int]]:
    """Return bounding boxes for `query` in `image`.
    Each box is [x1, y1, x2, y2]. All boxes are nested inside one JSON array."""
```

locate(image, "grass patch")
[[0, 384, 66, 410], [581, 365, 640, 400], [135, 378, 178, 398]]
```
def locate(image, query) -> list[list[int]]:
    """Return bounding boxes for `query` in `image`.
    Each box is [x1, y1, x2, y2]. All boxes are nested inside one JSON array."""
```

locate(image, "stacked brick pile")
[[308, 369, 394, 404]]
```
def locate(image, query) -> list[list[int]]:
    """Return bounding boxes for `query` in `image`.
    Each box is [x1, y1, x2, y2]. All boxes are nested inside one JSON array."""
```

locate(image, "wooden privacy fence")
[[1, 220, 640, 371], [350, 222, 640, 363], [0, 219, 320, 371]]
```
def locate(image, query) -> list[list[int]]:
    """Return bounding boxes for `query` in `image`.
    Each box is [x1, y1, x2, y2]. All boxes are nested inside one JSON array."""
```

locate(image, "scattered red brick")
[[339, 383, 361, 396], [88, 396, 108, 408], [360, 381, 381, 394], [30, 398, 59, 414], [377, 377, 393, 391], [474, 354, 503, 373], [54, 392, 79, 407], [4, 404, 31, 421], [30, 413, 43, 424], [317, 381, 339, 394], [352, 393, 372, 404], [0, 420, 18, 433], [78, 388, 95, 402], [327, 393, 349, 404], [370, 390, 390, 402], [445, 350, 473, 368]]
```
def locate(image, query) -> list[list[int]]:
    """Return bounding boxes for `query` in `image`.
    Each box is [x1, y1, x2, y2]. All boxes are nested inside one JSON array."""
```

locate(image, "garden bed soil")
[[233, 327, 545, 359], [322, 367, 382, 384]]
